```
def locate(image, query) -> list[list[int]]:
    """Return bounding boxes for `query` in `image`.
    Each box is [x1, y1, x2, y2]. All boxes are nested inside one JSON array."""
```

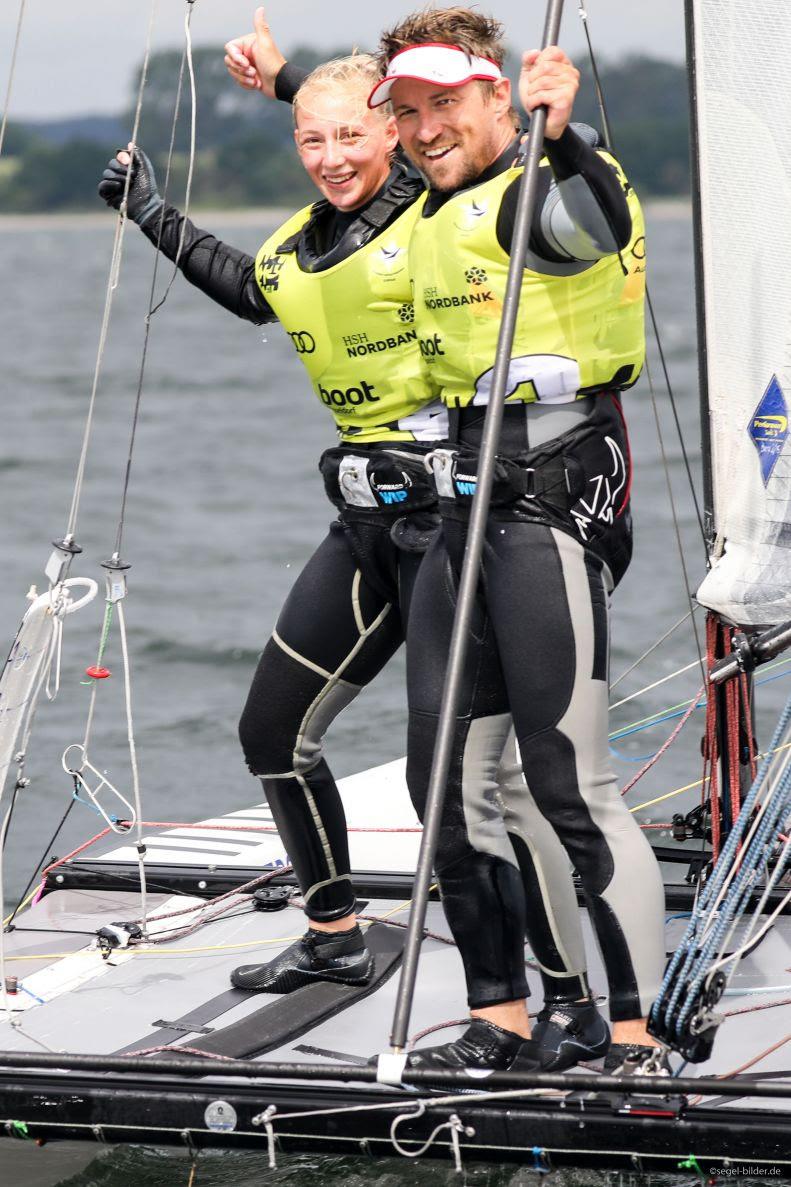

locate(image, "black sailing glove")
[[98, 147, 163, 228]]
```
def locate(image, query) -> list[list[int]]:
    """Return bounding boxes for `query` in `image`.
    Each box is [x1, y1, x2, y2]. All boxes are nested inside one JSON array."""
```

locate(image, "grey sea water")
[[0, 207, 785, 1186]]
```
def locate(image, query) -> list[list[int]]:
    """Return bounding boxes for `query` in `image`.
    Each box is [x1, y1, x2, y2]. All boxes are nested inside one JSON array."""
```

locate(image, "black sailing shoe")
[[532, 998, 611, 1071], [403, 1019, 543, 1074], [603, 1042, 673, 1077], [230, 924, 372, 993]]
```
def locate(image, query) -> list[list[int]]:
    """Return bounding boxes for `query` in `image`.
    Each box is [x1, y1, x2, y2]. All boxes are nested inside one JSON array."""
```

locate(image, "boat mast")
[[684, 0, 714, 548]]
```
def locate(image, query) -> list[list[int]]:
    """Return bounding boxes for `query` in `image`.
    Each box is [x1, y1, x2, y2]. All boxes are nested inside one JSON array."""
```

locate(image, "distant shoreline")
[[0, 198, 691, 232], [0, 208, 294, 231]]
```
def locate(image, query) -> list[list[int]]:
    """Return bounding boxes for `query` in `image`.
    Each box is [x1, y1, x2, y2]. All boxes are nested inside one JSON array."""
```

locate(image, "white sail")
[[693, 0, 791, 627]]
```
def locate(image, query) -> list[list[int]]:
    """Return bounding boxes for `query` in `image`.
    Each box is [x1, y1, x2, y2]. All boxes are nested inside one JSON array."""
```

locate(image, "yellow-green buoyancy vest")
[[409, 156, 646, 408], [255, 199, 440, 443]]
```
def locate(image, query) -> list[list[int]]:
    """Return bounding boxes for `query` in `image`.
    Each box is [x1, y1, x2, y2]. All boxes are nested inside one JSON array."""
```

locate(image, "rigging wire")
[[75, 0, 199, 936], [0, 0, 26, 161], [63, 0, 161, 545], [610, 607, 697, 689], [577, 2, 707, 680], [610, 657, 701, 711], [576, 0, 707, 554], [113, 0, 199, 560]]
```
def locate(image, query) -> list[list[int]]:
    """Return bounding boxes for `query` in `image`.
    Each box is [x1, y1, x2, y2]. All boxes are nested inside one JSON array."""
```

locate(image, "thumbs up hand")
[[224, 7, 286, 99]]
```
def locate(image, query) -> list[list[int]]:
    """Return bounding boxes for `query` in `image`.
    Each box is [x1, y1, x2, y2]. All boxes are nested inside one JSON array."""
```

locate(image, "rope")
[[0, 0, 27, 160], [70, 0, 199, 939], [116, 601, 147, 931], [705, 615, 722, 861], [113, 0, 199, 559], [651, 692, 791, 1046], [620, 684, 704, 797], [63, 0, 160, 544]]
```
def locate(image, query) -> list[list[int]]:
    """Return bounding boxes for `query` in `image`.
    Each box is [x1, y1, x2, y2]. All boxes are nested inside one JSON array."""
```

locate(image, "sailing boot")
[[400, 1019, 543, 1074], [532, 997, 611, 1071], [230, 924, 372, 993]]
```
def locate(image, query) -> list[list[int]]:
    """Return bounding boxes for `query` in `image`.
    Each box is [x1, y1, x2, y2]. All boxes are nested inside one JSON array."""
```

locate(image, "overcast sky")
[[2, 2, 685, 121]]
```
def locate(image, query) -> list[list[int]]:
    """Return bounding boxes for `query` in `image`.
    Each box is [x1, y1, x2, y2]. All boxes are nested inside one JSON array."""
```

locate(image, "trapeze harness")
[[404, 129, 666, 1019]]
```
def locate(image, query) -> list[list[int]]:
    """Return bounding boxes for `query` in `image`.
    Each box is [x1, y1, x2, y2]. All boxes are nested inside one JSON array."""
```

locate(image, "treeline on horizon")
[[0, 46, 690, 214]]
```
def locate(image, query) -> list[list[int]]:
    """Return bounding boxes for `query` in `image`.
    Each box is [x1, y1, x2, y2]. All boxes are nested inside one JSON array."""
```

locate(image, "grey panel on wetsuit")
[[550, 527, 666, 1015], [497, 732, 588, 981], [542, 176, 623, 261], [460, 719, 589, 982], [460, 713, 519, 868], [523, 397, 596, 448]]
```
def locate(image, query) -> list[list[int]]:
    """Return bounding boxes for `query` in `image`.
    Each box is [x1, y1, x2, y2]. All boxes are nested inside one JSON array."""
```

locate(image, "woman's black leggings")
[[238, 511, 593, 1004]]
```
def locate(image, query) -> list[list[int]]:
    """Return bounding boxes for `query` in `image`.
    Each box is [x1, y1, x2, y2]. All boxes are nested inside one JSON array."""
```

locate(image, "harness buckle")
[[522, 468, 537, 498]]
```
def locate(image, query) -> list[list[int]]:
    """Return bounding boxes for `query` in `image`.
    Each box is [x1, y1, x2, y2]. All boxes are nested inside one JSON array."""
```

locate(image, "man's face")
[[389, 76, 513, 192], [295, 91, 398, 212]]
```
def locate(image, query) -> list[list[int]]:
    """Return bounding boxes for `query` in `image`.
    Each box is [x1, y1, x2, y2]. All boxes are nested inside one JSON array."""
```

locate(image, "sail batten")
[[692, 0, 791, 627]]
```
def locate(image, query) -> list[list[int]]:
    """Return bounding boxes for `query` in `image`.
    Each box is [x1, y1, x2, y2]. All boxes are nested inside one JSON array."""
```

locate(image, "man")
[[368, 7, 667, 1075]]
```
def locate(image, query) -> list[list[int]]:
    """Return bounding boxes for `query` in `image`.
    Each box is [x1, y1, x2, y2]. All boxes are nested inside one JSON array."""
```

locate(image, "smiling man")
[[370, 8, 668, 1077]]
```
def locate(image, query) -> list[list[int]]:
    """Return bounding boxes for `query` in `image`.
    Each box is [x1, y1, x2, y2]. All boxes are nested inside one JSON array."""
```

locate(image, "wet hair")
[[294, 53, 388, 126], [377, 6, 507, 72]]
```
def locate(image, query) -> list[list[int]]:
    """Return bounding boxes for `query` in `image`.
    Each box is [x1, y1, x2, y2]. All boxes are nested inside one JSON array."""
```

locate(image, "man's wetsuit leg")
[[406, 530, 590, 1009], [239, 520, 408, 921], [483, 519, 666, 1020]]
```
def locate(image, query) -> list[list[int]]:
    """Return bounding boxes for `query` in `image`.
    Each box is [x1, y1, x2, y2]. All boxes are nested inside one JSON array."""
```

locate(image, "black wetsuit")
[[404, 140, 666, 1020]]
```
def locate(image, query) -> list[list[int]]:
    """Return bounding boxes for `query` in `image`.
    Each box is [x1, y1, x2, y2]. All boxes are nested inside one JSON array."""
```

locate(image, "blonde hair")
[[294, 54, 388, 125]]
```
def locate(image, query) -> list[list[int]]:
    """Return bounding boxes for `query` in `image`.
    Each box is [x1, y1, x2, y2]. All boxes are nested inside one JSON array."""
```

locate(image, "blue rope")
[[651, 691, 791, 1043]]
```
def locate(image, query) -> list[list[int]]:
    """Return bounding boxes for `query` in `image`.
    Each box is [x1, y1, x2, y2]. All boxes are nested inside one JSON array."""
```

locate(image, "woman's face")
[[294, 89, 398, 211]]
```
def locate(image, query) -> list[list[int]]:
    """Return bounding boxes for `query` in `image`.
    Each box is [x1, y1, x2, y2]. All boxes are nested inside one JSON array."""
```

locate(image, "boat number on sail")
[[749, 374, 788, 486], [204, 1100, 238, 1132]]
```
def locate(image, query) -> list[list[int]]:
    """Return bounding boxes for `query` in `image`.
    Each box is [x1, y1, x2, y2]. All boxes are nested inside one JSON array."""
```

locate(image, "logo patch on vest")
[[749, 375, 788, 486], [319, 379, 380, 409], [454, 198, 488, 233], [288, 330, 315, 355], [371, 242, 406, 280], [258, 253, 284, 292]]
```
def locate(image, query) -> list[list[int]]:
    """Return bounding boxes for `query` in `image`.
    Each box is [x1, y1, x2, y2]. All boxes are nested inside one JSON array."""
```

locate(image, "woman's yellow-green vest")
[[409, 154, 646, 408], [255, 199, 440, 443]]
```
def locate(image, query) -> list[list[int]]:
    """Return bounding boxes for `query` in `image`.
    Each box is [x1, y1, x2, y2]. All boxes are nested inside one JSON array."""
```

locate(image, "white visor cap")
[[368, 43, 503, 108]]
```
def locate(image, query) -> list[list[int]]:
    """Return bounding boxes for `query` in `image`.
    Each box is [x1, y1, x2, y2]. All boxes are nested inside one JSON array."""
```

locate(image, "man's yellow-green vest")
[[255, 198, 442, 443], [409, 155, 646, 408]]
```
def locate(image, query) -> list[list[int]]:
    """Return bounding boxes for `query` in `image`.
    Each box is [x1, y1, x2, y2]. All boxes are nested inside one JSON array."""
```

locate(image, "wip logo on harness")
[[370, 468, 412, 505], [454, 472, 477, 497], [319, 380, 380, 408]]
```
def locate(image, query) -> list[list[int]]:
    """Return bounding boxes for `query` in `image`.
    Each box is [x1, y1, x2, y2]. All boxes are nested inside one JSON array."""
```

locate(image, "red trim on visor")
[[385, 42, 501, 70], [368, 42, 503, 109]]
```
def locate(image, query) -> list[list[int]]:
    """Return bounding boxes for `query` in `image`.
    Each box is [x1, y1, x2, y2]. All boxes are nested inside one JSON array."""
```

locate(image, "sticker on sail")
[[749, 375, 788, 486]]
